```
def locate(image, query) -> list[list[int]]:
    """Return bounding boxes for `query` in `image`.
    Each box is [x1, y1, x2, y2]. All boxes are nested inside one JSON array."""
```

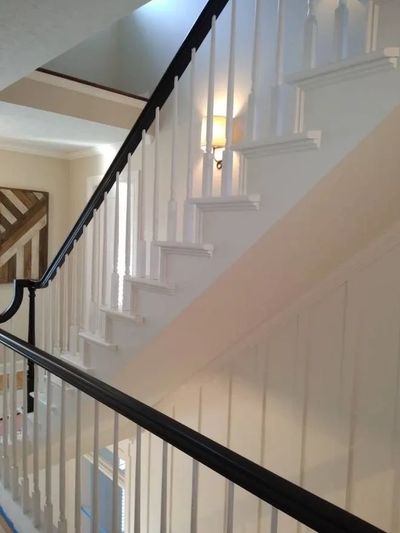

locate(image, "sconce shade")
[[201, 115, 226, 150]]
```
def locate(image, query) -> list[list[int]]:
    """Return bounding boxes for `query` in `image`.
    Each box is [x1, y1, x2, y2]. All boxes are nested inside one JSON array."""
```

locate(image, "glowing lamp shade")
[[201, 115, 227, 151]]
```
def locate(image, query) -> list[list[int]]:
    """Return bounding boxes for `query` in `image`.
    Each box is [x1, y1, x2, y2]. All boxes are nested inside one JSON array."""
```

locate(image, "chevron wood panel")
[[0, 187, 48, 283]]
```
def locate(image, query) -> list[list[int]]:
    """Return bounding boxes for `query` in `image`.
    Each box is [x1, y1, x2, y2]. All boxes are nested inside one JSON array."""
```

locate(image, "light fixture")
[[201, 115, 226, 170]]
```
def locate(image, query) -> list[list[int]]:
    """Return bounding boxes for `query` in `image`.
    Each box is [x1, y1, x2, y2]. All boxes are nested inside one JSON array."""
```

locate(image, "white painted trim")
[[155, 241, 214, 258], [79, 331, 117, 350], [100, 306, 144, 324], [28, 71, 147, 109], [189, 195, 261, 212], [286, 47, 400, 88], [60, 353, 94, 373], [126, 276, 176, 294], [233, 131, 321, 159]]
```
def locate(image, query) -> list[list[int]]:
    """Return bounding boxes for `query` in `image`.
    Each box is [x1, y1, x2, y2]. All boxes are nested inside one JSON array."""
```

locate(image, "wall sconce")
[[201, 115, 226, 170]]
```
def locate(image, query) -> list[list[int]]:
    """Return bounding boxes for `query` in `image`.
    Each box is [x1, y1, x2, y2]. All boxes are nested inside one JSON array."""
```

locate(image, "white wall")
[[147, 219, 400, 532]]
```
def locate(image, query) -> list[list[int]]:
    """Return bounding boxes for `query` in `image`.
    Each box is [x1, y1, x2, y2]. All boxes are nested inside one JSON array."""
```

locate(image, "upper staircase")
[[1, 0, 400, 531]]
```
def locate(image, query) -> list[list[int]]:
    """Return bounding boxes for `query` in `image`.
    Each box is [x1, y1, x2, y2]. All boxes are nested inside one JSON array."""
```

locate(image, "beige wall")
[[0, 149, 70, 338]]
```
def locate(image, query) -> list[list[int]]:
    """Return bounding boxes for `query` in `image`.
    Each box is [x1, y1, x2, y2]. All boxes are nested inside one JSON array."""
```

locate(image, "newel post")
[[27, 286, 36, 412]]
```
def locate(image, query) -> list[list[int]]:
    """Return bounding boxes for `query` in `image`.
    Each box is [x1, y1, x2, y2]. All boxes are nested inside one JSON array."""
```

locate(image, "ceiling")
[[0, 0, 149, 91], [0, 102, 128, 158]]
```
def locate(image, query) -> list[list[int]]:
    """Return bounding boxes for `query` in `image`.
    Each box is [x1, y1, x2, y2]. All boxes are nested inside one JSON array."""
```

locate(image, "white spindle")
[[202, 16, 217, 197], [270, 0, 286, 136], [190, 460, 199, 533], [22, 358, 29, 513], [90, 209, 100, 332], [91, 400, 99, 533], [70, 240, 80, 355], [167, 76, 179, 241], [221, 0, 237, 196], [160, 440, 168, 533], [365, 1, 379, 53], [111, 174, 120, 308], [247, 0, 263, 140], [62, 256, 70, 353], [303, 0, 318, 69], [225, 481, 234, 533], [58, 381, 67, 533], [47, 280, 53, 353], [134, 424, 142, 533], [101, 192, 109, 306], [135, 131, 147, 277], [150, 108, 161, 280], [183, 49, 197, 243], [123, 156, 133, 311], [2, 347, 9, 488], [333, 0, 349, 61], [54, 270, 61, 354], [10, 351, 18, 501], [81, 226, 89, 330], [112, 412, 120, 532], [32, 363, 41, 527], [270, 506, 278, 533], [44, 369, 53, 533], [75, 390, 82, 533]]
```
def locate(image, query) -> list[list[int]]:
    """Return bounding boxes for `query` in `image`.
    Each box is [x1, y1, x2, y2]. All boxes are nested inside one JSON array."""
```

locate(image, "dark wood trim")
[[36, 67, 149, 103], [0, 328, 384, 533]]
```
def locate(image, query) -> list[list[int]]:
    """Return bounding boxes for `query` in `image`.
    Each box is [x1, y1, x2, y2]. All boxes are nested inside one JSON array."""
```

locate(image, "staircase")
[[0, 0, 400, 531]]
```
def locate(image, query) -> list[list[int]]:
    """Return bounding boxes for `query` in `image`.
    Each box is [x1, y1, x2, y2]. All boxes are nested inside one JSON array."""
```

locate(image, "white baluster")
[[32, 363, 41, 527], [190, 460, 199, 533], [70, 240, 80, 355], [81, 226, 89, 331], [58, 381, 67, 533], [62, 255, 70, 353], [183, 49, 198, 243], [134, 424, 142, 533], [150, 108, 161, 280], [111, 174, 120, 308], [10, 351, 18, 501], [167, 76, 179, 241], [270, 0, 286, 136], [2, 346, 9, 488], [123, 155, 133, 312], [75, 390, 82, 533], [44, 369, 53, 533], [221, 0, 237, 196], [303, 0, 318, 69], [333, 0, 349, 62], [91, 400, 99, 533], [160, 440, 168, 533], [247, 0, 263, 141], [225, 481, 234, 533], [54, 269, 61, 355], [21, 358, 29, 513], [270, 506, 278, 533], [112, 412, 120, 532], [47, 280, 53, 353], [90, 209, 100, 332], [135, 131, 147, 278], [101, 192, 109, 306], [202, 16, 217, 197], [365, 1, 379, 54]]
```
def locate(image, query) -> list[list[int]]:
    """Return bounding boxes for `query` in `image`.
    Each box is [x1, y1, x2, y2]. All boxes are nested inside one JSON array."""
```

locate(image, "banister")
[[0, 328, 384, 533], [0, 0, 231, 323]]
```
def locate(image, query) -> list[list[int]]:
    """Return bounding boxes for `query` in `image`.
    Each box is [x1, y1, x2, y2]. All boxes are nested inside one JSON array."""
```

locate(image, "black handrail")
[[0, 329, 383, 533], [0, 0, 231, 323]]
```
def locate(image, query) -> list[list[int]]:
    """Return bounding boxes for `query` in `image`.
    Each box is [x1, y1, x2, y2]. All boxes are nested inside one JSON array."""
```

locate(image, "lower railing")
[[0, 328, 383, 533]]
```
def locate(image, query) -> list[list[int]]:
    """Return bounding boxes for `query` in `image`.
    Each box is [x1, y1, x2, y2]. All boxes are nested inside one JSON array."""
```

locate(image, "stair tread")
[[189, 194, 261, 211], [60, 353, 94, 372], [286, 47, 400, 87], [154, 240, 214, 257], [100, 306, 145, 324], [79, 331, 117, 350], [126, 276, 176, 293], [232, 131, 321, 158]]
